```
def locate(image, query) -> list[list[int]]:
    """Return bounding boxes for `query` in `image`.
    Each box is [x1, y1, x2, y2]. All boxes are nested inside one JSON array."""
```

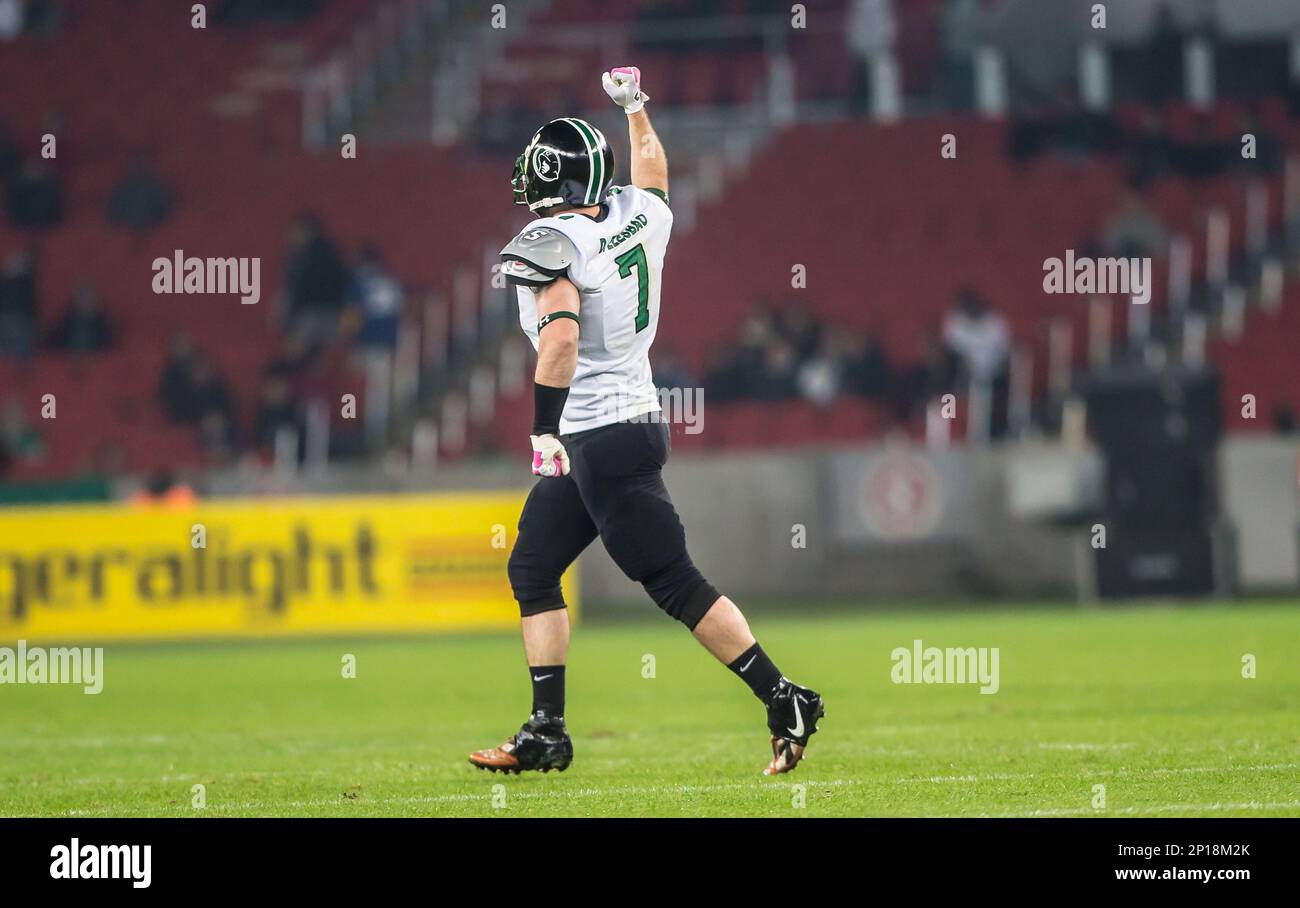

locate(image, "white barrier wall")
[[576, 441, 1087, 608], [204, 435, 1298, 608], [1219, 436, 1300, 590]]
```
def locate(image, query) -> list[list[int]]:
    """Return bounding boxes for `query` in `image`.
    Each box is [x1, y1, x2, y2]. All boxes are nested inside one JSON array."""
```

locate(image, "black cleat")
[[762, 678, 824, 775], [469, 711, 574, 774]]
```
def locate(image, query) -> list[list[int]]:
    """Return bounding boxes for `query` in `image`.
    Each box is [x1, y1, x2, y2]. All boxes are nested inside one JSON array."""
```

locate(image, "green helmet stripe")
[[584, 121, 608, 203], [559, 119, 592, 203], [563, 117, 603, 205], [588, 122, 609, 201]]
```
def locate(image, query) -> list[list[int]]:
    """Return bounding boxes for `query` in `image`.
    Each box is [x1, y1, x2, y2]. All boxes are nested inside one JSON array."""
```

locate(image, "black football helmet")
[[512, 117, 615, 211]]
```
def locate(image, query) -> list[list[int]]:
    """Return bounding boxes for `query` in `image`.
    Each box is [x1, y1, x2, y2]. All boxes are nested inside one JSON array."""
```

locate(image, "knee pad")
[[641, 555, 719, 630], [508, 547, 566, 617]]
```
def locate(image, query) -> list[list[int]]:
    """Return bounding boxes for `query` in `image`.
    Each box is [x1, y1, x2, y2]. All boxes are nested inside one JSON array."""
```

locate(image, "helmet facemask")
[[511, 152, 529, 207]]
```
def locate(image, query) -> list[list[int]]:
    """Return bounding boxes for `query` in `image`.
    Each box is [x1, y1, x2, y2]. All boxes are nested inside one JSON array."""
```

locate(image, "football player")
[[469, 67, 824, 777]]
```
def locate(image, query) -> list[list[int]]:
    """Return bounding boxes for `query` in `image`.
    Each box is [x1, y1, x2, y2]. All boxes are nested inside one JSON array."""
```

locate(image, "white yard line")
[[9, 762, 1300, 817], [16, 760, 1296, 791], [17, 796, 1300, 819], [972, 800, 1300, 818]]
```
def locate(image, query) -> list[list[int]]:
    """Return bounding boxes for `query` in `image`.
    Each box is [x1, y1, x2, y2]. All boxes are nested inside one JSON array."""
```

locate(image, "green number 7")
[[615, 243, 650, 332]]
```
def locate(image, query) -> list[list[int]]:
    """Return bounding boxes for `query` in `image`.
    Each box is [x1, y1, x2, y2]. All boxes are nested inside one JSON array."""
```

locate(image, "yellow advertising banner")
[[0, 493, 570, 644]]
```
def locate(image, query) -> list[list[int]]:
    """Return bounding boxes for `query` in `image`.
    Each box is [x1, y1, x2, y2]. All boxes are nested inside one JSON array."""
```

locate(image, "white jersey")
[[511, 185, 672, 434]]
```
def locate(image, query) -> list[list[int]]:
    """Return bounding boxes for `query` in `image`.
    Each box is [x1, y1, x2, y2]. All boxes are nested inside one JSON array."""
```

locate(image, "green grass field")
[[2, 604, 1298, 817]]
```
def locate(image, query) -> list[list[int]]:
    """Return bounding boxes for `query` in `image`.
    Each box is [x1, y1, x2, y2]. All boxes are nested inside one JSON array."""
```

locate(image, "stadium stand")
[[1, 1, 1298, 479], [0, 1, 511, 477]]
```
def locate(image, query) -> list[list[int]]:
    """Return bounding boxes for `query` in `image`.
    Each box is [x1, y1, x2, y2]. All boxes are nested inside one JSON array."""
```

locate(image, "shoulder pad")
[[500, 226, 577, 287]]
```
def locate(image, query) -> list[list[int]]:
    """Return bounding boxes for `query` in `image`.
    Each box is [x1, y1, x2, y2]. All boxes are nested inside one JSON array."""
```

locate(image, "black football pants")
[[507, 420, 720, 630]]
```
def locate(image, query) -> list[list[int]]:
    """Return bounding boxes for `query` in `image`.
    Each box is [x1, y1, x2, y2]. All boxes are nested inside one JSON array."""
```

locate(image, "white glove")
[[530, 433, 571, 478], [602, 66, 648, 114]]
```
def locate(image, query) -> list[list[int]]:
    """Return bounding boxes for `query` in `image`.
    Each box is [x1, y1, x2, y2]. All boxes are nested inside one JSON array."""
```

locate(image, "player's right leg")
[[469, 473, 597, 774], [691, 596, 825, 775], [569, 420, 824, 774]]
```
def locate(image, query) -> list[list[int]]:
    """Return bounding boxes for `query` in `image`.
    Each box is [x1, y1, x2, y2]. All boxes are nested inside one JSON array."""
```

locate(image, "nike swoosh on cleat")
[[788, 696, 805, 738]]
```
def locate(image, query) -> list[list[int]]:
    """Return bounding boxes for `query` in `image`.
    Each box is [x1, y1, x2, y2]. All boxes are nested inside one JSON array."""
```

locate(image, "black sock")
[[529, 665, 565, 718], [727, 643, 782, 702]]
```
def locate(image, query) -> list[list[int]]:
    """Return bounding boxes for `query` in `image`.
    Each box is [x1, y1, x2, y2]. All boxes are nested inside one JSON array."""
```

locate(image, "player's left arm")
[[500, 226, 581, 477], [534, 277, 580, 390], [528, 277, 580, 477]]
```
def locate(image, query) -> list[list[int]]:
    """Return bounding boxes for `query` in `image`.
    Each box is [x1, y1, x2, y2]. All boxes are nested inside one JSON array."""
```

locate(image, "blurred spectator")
[[1007, 103, 1056, 164], [775, 299, 822, 362], [1272, 405, 1296, 435], [942, 288, 1009, 385], [128, 470, 198, 508], [79, 441, 125, 481], [1125, 109, 1174, 187], [0, 397, 44, 465], [1102, 190, 1169, 259], [0, 0, 21, 40], [841, 331, 891, 399], [705, 307, 777, 401], [0, 249, 37, 361], [703, 304, 893, 407], [107, 155, 174, 232], [163, 351, 234, 426], [47, 282, 114, 352], [6, 157, 63, 228], [185, 355, 235, 425], [652, 346, 694, 392], [753, 338, 799, 401], [198, 410, 239, 465], [893, 332, 957, 423], [159, 333, 199, 421], [216, 0, 319, 24], [265, 334, 315, 380], [1053, 88, 1120, 160], [1009, 90, 1118, 165], [21, 0, 62, 35], [942, 0, 988, 111], [0, 121, 18, 180], [343, 245, 404, 449], [280, 212, 351, 345], [633, 0, 693, 55], [943, 289, 1010, 437], [703, 346, 743, 402], [1138, 3, 1185, 106], [1172, 114, 1230, 180], [796, 335, 843, 406], [847, 0, 897, 116], [254, 374, 301, 450], [346, 245, 404, 352]]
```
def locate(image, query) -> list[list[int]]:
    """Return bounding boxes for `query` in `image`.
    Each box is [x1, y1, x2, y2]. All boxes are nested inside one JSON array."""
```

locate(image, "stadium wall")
[[1220, 437, 1300, 591], [8, 439, 1293, 643], [192, 437, 1296, 619], [577, 442, 1088, 611]]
